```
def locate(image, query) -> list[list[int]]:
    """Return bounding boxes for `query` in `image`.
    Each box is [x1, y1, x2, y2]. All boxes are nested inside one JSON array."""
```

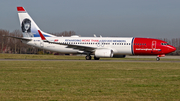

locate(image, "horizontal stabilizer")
[[3, 35, 32, 41]]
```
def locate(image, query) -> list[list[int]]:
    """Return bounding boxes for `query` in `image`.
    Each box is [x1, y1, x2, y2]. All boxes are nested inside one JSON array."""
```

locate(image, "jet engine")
[[95, 49, 113, 58]]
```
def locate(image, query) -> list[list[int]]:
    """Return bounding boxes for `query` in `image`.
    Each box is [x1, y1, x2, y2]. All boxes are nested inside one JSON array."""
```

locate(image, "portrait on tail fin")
[[21, 18, 31, 33]]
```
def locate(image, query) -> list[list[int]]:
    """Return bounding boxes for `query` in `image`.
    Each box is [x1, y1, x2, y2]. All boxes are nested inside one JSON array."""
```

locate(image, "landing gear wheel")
[[156, 57, 160, 61], [94, 56, 100, 60], [85, 55, 92, 60]]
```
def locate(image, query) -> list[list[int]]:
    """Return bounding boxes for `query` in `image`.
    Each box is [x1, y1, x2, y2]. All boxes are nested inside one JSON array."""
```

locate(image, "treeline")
[[0, 29, 180, 55], [0, 29, 76, 54]]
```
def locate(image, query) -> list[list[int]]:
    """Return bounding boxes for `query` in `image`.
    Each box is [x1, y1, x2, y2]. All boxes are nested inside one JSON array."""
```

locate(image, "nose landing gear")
[[156, 54, 165, 61], [156, 57, 160, 61]]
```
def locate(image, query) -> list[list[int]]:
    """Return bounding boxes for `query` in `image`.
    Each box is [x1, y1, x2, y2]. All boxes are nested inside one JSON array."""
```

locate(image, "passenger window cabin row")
[[134, 43, 147, 45], [47, 41, 169, 46], [51, 42, 132, 46]]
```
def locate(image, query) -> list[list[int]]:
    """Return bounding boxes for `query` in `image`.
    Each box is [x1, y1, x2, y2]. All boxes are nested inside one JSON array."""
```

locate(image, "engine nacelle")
[[95, 49, 113, 58]]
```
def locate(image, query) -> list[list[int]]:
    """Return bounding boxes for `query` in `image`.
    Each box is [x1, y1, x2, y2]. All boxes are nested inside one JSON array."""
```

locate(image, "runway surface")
[[0, 56, 179, 63], [0, 59, 180, 63]]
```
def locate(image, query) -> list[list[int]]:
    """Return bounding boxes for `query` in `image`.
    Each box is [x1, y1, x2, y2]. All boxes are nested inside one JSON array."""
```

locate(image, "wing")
[[66, 44, 96, 52], [38, 30, 96, 52], [47, 41, 96, 52]]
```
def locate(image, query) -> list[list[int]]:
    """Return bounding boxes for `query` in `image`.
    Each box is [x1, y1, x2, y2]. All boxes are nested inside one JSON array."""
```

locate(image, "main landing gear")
[[85, 55, 92, 60], [85, 55, 100, 60], [94, 56, 100, 60]]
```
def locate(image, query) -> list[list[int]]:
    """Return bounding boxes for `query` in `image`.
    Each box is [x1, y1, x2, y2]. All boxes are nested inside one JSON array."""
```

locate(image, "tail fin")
[[17, 7, 55, 38]]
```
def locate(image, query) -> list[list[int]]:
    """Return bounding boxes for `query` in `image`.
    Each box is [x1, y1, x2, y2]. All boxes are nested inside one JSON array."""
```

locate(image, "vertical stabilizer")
[[17, 7, 55, 38]]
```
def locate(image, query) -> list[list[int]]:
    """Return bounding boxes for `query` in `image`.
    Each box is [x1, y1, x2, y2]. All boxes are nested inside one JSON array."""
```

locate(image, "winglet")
[[38, 30, 46, 40], [17, 7, 25, 11]]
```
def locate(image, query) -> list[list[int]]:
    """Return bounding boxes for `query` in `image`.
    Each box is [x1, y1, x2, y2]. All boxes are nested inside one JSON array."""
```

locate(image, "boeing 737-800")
[[8, 7, 176, 61]]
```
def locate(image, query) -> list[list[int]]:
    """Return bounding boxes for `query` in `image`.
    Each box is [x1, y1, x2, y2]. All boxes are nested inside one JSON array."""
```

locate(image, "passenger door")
[[152, 41, 156, 49], [151, 41, 157, 53]]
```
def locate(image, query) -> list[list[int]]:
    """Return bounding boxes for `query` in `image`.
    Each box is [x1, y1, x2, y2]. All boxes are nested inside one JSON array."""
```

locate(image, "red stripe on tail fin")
[[38, 30, 46, 40], [17, 7, 25, 11]]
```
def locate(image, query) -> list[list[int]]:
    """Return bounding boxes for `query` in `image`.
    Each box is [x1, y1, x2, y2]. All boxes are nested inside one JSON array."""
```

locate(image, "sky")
[[0, 0, 180, 38]]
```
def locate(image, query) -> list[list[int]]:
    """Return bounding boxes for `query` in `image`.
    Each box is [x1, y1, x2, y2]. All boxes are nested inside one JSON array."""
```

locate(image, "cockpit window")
[[161, 43, 169, 45]]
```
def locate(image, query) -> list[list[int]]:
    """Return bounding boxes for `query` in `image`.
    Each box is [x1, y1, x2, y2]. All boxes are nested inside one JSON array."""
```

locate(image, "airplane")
[[8, 6, 176, 61]]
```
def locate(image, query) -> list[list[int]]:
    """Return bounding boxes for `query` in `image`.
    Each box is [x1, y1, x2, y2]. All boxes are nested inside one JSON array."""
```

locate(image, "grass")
[[0, 60, 180, 100]]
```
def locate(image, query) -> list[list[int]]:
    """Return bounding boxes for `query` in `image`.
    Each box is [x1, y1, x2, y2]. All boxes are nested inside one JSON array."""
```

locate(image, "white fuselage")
[[23, 36, 134, 55]]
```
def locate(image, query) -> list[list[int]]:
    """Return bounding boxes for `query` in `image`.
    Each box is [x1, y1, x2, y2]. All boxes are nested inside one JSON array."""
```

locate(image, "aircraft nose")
[[169, 45, 176, 53]]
